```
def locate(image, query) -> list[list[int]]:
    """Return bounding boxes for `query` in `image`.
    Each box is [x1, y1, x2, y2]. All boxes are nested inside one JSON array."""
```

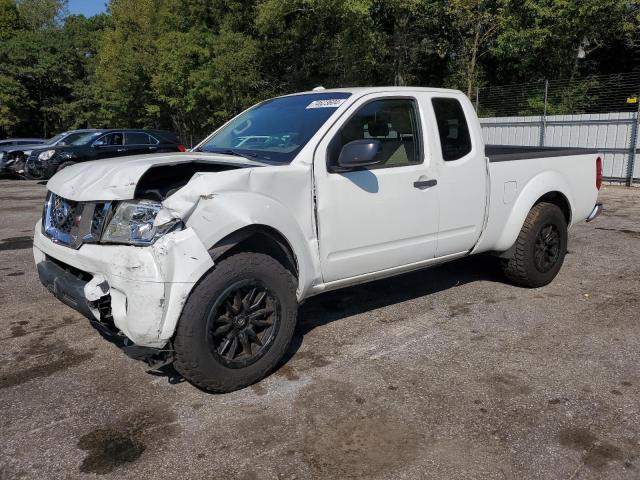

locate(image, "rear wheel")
[[501, 202, 568, 288], [173, 252, 298, 392]]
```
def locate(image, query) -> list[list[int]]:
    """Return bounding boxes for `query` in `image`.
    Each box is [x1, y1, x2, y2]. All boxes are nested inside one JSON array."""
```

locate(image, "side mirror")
[[93, 140, 106, 148], [337, 139, 382, 169]]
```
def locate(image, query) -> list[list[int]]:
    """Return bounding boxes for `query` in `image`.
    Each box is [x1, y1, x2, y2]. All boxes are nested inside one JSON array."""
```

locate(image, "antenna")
[[312, 86, 325, 91]]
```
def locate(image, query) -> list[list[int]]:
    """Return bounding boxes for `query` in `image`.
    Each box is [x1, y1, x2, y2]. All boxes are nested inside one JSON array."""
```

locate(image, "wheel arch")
[[536, 191, 571, 225], [180, 190, 321, 300], [492, 171, 574, 253], [209, 224, 299, 281], [166, 225, 301, 346]]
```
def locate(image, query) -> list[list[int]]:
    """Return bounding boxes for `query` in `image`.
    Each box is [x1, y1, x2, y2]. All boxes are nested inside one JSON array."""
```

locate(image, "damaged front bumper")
[[36, 257, 172, 363], [33, 221, 214, 352], [0, 154, 16, 174]]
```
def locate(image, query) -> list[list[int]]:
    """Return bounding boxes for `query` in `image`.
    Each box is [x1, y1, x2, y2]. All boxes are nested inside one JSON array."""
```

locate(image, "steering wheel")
[[232, 119, 252, 135]]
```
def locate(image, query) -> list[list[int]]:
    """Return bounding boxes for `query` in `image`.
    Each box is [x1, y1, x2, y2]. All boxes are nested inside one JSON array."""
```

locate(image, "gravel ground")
[[0, 179, 638, 480]]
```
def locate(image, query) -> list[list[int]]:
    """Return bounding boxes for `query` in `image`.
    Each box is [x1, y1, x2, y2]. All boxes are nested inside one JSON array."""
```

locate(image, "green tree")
[[493, 0, 638, 82], [146, 0, 262, 143], [255, 0, 382, 90], [0, 0, 89, 136], [0, 75, 30, 134], [0, 0, 21, 39], [370, 0, 447, 87], [444, 0, 502, 96], [2, 0, 639, 140], [93, 0, 156, 127], [16, 0, 67, 30], [54, 14, 109, 129]]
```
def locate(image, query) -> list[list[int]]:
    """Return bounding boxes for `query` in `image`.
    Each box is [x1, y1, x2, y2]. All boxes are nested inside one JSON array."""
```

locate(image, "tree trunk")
[[467, 20, 481, 98], [393, 12, 410, 86]]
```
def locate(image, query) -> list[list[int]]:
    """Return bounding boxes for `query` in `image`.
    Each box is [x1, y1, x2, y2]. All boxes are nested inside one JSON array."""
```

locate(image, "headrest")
[[367, 120, 389, 137], [390, 108, 413, 134], [439, 121, 451, 140]]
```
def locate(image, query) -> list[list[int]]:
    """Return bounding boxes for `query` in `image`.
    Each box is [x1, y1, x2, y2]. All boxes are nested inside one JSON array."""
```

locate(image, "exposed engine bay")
[[134, 160, 254, 200]]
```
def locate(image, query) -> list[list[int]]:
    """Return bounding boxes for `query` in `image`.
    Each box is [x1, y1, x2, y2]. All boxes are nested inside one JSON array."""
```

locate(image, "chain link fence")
[[475, 72, 640, 185]]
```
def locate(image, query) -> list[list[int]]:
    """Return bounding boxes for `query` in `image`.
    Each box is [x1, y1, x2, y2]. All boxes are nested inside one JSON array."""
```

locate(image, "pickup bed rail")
[[486, 145, 599, 162]]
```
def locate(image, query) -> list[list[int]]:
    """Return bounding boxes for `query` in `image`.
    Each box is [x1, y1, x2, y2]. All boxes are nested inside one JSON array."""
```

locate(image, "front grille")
[[43, 192, 112, 249], [52, 195, 77, 234], [91, 203, 110, 239]]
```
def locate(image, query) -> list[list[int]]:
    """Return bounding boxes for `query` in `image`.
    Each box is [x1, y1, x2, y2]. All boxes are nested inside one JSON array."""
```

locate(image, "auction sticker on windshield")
[[306, 99, 347, 109]]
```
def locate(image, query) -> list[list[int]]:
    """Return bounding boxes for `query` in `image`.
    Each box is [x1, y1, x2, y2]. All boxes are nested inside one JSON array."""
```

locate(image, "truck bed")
[[486, 145, 599, 162], [473, 146, 600, 255]]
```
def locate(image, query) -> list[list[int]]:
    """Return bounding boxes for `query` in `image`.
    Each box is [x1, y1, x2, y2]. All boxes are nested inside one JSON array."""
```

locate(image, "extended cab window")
[[330, 98, 421, 169], [432, 98, 472, 161]]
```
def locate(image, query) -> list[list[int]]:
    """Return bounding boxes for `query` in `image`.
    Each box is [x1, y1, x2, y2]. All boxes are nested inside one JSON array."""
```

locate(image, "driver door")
[[313, 94, 440, 283], [92, 132, 125, 159]]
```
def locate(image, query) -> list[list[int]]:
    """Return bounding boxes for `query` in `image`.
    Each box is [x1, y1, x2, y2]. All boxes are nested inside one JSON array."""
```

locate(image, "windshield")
[[197, 92, 352, 163], [46, 133, 66, 145], [47, 131, 100, 146], [59, 132, 101, 146]]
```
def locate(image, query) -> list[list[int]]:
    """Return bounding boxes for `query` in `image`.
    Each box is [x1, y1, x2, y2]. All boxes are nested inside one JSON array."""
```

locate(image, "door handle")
[[117, 148, 125, 152], [413, 179, 437, 190]]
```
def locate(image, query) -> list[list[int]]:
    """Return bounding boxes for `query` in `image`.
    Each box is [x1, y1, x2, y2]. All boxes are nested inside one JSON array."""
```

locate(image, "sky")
[[67, 0, 108, 17]]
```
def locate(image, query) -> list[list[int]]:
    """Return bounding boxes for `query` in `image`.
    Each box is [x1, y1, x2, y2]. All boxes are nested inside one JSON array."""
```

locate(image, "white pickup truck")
[[34, 87, 603, 392]]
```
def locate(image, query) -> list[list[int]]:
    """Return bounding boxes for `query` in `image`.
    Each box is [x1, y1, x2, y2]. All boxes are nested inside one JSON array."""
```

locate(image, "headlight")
[[102, 200, 184, 246], [38, 150, 55, 161]]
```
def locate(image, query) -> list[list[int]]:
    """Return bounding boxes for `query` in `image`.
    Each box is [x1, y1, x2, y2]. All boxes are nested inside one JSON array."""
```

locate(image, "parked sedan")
[[25, 129, 186, 179], [1, 131, 98, 175], [0, 138, 46, 173], [0, 138, 46, 148]]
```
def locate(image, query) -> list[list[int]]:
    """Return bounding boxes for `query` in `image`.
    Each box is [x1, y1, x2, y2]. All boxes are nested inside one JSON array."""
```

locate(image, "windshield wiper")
[[197, 147, 280, 163], [205, 148, 259, 161]]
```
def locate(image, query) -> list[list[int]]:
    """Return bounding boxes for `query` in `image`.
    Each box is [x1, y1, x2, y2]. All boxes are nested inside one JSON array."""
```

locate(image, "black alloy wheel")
[[533, 224, 561, 273], [500, 202, 568, 288], [173, 252, 298, 393], [207, 281, 280, 368]]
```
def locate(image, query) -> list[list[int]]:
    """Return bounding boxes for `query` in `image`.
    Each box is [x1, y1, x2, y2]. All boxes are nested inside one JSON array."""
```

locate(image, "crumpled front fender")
[[162, 166, 321, 299]]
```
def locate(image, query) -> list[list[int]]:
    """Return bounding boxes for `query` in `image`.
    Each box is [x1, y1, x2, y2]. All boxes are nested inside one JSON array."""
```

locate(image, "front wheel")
[[173, 252, 298, 393], [501, 202, 568, 288], [55, 161, 76, 174], [24, 158, 48, 180]]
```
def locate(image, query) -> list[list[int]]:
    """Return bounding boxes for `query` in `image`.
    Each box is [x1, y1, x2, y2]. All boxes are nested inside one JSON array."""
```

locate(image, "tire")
[[173, 252, 298, 393], [23, 169, 40, 180], [23, 160, 41, 180], [501, 202, 568, 288], [22, 157, 43, 179]]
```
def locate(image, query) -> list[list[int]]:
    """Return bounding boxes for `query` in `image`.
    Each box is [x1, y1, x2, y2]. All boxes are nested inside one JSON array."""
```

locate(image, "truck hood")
[[46, 152, 264, 201]]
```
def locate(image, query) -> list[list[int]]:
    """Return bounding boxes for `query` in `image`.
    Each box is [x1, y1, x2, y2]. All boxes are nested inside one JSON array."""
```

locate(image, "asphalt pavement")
[[1, 179, 639, 479]]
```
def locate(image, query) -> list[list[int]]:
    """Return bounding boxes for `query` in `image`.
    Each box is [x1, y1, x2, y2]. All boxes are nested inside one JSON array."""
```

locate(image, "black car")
[[0, 138, 46, 173], [1, 130, 101, 175], [0, 138, 46, 149], [24, 129, 186, 179]]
